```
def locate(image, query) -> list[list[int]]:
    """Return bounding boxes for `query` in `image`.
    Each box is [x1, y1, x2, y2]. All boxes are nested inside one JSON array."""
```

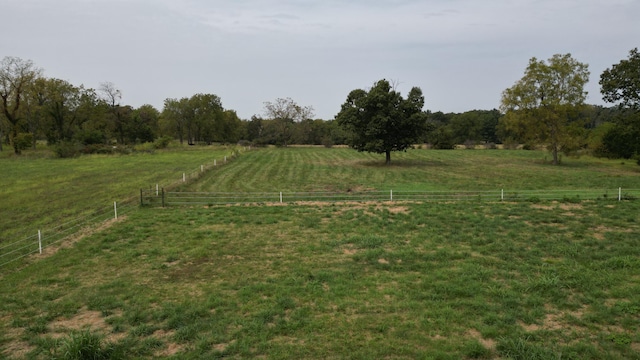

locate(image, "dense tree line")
[[1, 49, 638, 164]]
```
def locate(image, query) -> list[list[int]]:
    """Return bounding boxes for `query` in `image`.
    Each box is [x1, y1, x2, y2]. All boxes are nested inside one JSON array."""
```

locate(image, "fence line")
[[0, 202, 135, 271], [0, 148, 245, 273], [141, 188, 640, 207]]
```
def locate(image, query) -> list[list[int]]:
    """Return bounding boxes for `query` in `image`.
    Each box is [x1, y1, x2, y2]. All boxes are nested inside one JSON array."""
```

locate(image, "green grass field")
[[0, 145, 240, 240], [183, 147, 640, 192], [1, 146, 640, 359]]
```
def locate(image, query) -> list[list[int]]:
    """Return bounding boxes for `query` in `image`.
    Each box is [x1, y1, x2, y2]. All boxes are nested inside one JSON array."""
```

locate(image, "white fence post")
[[619, 187, 622, 201], [390, 190, 393, 201], [114, 202, 118, 220], [214, 159, 217, 166], [38, 230, 42, 254], [201, 165, 204, 172], [156, 184, 159, 196], [280, 192, 283, 203], [501, 189, 504, 201], [183, 173, 186, 182], [224, 156, 227, 163]]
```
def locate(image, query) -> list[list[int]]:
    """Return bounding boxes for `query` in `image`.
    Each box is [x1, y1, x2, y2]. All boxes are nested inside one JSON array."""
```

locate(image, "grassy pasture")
[[183, 147, 640, 192], [1, 201, 639, 358], [0, 146, 238, 240], [1, 146, 640, 358]]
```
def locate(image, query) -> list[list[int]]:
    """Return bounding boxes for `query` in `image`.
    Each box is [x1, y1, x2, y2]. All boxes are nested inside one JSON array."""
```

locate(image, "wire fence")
[[0, 202, 137, 271], [141, 188, 640, 207], [0, 148, 246, 273]]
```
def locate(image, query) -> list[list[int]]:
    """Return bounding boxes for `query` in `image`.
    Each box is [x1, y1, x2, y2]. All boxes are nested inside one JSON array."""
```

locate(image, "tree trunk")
[[385, 150, 391, 165], [11, 126, 20, 155]]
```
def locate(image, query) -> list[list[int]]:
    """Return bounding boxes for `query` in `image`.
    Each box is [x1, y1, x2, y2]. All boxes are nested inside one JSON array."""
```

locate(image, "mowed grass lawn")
[[1, 201, 639, 359], [1, 146, 640, 358], [183, 147, 640, 192]]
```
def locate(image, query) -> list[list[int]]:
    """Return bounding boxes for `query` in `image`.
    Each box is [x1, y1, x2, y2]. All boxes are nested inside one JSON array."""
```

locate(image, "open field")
[[182, 147, 640, 192], [1, 147, 640, 358], [0, 145, 239, 240], [1, 200, 639, 359]]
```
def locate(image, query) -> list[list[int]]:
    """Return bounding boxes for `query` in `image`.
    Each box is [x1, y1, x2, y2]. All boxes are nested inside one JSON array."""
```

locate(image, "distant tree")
[[448, 109, 501, 146], [32, 78, 98, 145], [189, 93, 223, 144], [336, 79, 427, 164], [0, 56, 42, 154], [162, 94, 240, 145], [161, 97, 189, 144], [245, 115, 265, 144], [600, 48, 640, 110], [500, 54, 590, 164], [263, 97, 314, 147], [127, 104, 159, 144], [99, 82, 127, 144], [598, 48, 640, 161], [219, 110, 243, 143]]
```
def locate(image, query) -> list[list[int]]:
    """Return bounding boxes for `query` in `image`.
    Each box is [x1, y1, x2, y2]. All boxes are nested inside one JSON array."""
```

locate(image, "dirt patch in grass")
[[521, 305, 587, 333], [531, 204, 556, 211], [152, 329, 185, 357], [1, 325, 33, 359], [466, 328, 496, 350], [592, 225, 634, 240], [49, 307, 125, 343], [559, 203, 583, 211]]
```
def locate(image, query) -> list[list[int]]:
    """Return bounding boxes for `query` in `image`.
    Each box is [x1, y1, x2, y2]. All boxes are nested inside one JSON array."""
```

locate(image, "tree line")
[[1, 49, 639, 164]]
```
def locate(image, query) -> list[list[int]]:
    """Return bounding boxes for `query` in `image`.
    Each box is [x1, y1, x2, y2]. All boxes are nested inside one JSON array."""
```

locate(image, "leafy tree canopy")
[[600, 48, 640, 110], [500, 54, 589, 164], [335, 79, 427, 164]]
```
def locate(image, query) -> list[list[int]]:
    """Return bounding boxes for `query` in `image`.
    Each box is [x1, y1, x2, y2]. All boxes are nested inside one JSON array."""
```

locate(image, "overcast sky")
[[2, 0, 638, 119]]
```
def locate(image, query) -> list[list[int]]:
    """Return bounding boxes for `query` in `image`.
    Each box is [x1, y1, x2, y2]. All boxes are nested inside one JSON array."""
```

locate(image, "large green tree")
[[500, 54, 590, 164], [600, 48, 640, 110], [335, 79, 427, 164], [0, 56, 42, 154], [598, 48, 640, 160]]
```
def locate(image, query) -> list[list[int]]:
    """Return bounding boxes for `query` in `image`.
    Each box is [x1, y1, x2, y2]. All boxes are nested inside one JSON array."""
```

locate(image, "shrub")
[[53, 141, 82, 158], [153, 136, 172, 149], [75, 130, 106, 145], [14, 133, 33, 151]]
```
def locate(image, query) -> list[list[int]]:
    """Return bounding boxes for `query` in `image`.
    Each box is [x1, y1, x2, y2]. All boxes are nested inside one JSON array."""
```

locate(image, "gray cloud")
[[2, 0, 639, 119]]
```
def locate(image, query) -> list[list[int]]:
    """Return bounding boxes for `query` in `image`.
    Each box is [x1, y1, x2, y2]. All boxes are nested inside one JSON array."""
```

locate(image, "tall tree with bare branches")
[[0, 56, 42, 154]]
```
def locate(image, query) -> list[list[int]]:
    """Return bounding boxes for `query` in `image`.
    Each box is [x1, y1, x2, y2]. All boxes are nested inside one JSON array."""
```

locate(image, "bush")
[[134, 142, 156, 153], [14, 133, 33, 151], [53, 141, 82, 158], [75, 130, 106, 145], [153, 136, 172, 149]]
